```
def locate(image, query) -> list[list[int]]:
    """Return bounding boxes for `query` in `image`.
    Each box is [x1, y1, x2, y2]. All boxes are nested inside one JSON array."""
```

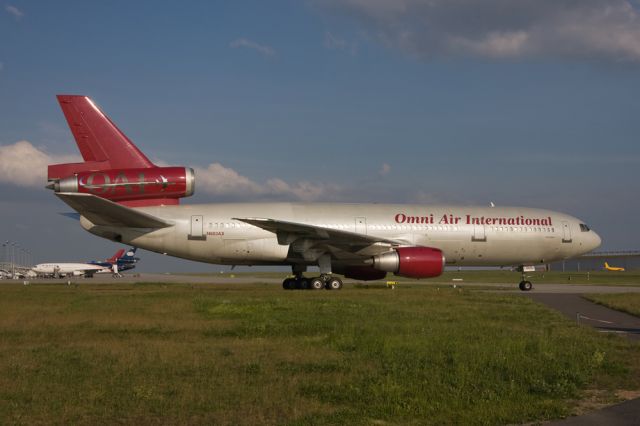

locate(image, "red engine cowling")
[[370, 247, 445, 279], [50, 167, 195, 203]]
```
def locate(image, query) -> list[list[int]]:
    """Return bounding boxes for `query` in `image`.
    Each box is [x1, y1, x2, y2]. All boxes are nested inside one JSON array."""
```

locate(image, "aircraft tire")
[[519, 280, 533, 291], [310, 278, 324, 290], [298, 278, 310, 290], [326, 277, 343, 290], [283, 278, 294, 290]]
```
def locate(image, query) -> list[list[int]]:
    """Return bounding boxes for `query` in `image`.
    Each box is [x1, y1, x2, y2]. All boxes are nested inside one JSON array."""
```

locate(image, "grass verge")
[[0, 283, 639, 425]]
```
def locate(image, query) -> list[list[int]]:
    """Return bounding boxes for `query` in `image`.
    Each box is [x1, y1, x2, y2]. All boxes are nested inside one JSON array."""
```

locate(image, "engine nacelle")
[[49, 167, 195, 203], [341, 266, 388, 281], [371, 247, 445, 279]]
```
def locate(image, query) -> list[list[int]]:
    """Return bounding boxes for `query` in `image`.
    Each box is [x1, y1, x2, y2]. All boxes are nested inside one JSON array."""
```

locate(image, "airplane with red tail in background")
[[32, 246, 139, 278], [47, 95, 601, 291]]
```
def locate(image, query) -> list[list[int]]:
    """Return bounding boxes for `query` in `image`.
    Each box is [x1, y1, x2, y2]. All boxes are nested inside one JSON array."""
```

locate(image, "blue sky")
[[1, 1, 639, 271]]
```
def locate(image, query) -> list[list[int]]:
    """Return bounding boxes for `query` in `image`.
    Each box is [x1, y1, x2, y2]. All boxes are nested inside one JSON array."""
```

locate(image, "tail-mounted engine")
[[370, 247, 445, 279], [46, 95, 197, 207], [47, 167, 195, 206]]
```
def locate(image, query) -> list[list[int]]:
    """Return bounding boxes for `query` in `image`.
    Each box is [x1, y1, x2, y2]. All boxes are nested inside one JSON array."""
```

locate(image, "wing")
[[234, 217, 404, 260], [56, 193, 173, 228], [81, 266, 110, 273]]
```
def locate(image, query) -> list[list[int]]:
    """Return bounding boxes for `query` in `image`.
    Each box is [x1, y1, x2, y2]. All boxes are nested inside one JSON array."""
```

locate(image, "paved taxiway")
[[550, 397, 640, 426], [13, 273, 640, 293], [528, 293, 640, 340]]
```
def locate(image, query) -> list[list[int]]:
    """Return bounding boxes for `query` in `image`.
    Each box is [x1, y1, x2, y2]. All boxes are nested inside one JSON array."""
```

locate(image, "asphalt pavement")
[[527, 293, 640, 340]]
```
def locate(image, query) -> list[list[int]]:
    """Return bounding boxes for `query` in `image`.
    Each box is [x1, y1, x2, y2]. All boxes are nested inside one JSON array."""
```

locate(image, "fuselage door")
[[472, 224, 486, 242], [562, 221, 572, 243], [189, 215, 206, 241], [355, 217, 367, 235]]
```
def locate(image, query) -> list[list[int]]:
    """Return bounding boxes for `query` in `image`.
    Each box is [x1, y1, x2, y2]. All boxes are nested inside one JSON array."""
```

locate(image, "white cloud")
[[0, 141, 337, 201], [450, 31, 529, 58], [229, 38, 275, 57], [0, 141, 80, 188], [410, 190, 444, 204], [193, 163, 336, 201], [379, 163, 391, 176], [316, 0, 640, 62], [324, 31, 358, 54], [5, 4, 23, 20]]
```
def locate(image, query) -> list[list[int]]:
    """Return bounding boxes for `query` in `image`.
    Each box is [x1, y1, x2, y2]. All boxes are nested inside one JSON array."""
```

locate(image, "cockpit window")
[[579, 224, 590, 232]]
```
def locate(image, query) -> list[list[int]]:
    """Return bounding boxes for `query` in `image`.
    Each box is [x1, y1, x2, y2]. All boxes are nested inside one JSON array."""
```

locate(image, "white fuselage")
[[79, 203, 601, 269], [32, 263, 110, 276]]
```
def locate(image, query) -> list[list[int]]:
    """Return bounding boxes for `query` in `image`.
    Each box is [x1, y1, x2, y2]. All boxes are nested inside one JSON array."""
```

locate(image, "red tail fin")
[[48, 95, 155, 180], [48, 95, 192, 207], [107, 249, 126, 263]]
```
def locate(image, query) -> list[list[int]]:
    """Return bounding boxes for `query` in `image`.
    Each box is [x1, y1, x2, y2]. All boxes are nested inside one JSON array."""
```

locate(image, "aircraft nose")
[[590, 230, 602, 251]]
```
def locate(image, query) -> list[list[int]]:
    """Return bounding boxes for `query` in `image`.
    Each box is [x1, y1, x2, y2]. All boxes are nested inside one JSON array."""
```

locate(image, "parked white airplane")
[[32, 262, 110, 278], [47, 95, 601, 291], [32, 248, 131, 278]]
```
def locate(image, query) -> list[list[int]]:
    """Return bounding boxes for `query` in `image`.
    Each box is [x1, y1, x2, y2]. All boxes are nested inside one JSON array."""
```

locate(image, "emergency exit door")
[[355, 217, 367, 235], [188, 215, 206, 240], [562, 221, 572, 243], [472, 224, 486, 242]]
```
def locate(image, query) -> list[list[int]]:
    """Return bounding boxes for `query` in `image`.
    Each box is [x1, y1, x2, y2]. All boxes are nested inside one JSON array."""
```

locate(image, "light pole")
[[15, 243, 21, 272], [10, 242, 16, 277]]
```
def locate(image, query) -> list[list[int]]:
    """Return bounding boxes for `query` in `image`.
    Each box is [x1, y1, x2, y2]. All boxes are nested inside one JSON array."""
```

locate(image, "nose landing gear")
[[517, 266, 534, 291], [519, 280, 533, 291]]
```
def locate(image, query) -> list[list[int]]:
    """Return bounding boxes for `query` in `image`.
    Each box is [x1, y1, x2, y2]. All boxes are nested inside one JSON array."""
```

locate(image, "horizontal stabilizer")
[[56, 193, 173, 229]]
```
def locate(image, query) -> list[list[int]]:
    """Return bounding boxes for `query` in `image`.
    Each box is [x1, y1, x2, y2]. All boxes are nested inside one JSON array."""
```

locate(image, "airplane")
[[90, 247, 140, 275], [31, 261, 110, 278], [31, 247, 134, 278], [604, 262, 625, 272], [46, 95, 602, 291]]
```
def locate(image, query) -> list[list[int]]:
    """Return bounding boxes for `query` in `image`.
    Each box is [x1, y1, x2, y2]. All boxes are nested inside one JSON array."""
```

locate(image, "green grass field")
[[1, 283, 639, 425]]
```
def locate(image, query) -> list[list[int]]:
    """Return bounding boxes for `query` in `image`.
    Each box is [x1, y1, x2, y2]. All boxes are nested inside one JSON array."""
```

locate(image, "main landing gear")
[[282, 274, 343, 290]]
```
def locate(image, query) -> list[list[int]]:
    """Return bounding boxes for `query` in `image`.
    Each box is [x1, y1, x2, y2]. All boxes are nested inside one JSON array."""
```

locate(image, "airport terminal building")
[[551, 251, 640, 271]]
